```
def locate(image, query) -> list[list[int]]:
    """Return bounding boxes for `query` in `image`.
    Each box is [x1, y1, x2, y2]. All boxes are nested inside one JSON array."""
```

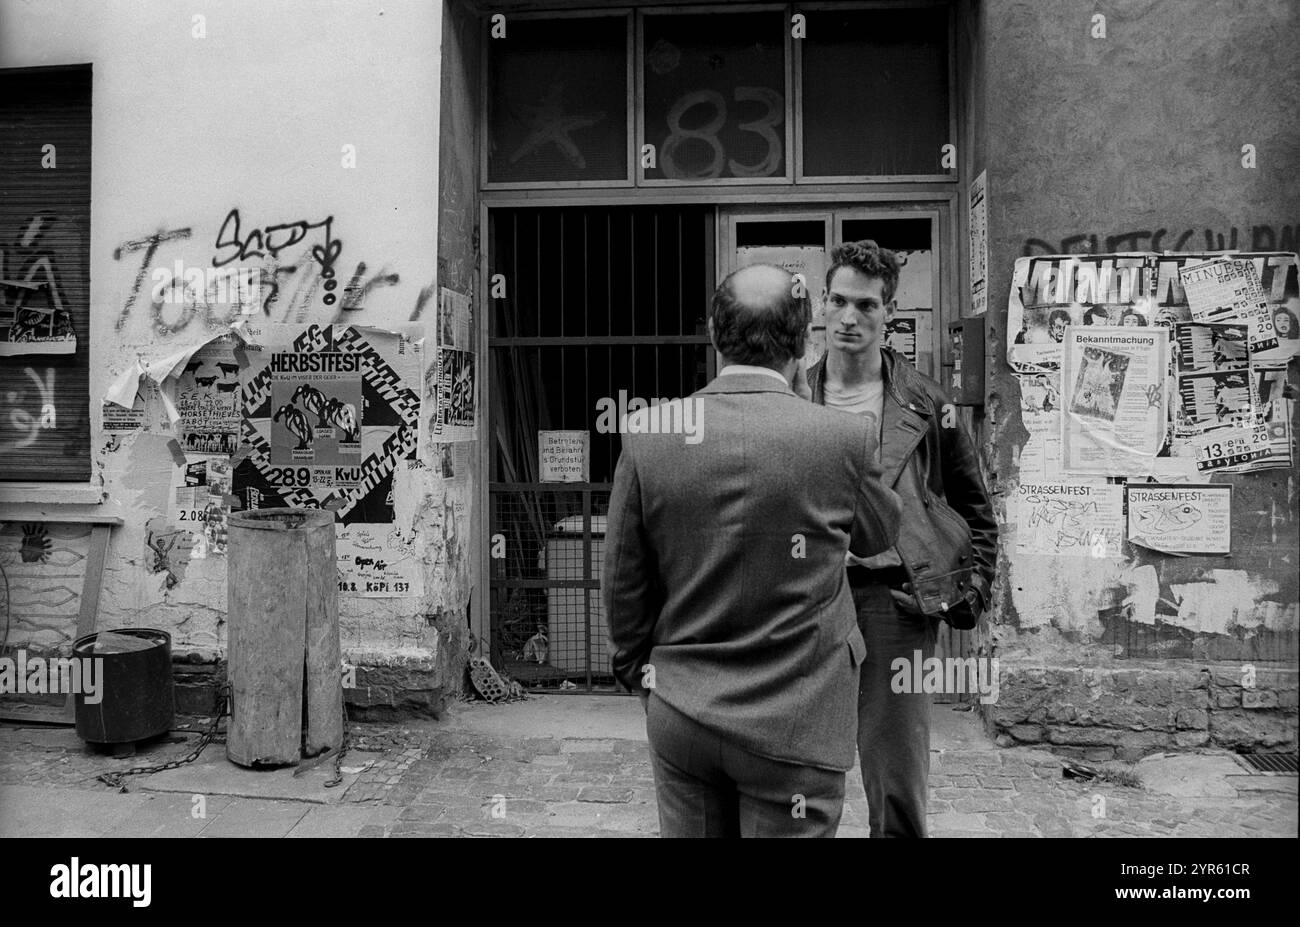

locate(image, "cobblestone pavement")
[[1, 698, 1294, 837]]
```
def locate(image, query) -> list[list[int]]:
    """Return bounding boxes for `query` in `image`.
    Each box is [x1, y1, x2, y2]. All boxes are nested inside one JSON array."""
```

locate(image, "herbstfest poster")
[[232, 322, 424, 597]]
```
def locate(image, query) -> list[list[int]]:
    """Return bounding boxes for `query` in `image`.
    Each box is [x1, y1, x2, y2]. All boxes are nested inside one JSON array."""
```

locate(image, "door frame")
[[473, 189, 961, 657]]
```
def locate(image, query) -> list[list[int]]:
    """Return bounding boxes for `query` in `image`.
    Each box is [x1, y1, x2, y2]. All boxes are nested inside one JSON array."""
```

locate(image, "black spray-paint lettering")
[[1024, 224, 1296, 257]]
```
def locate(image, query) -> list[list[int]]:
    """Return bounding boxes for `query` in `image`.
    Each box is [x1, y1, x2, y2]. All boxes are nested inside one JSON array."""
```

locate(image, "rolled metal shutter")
[[0, 65, 92, 482]]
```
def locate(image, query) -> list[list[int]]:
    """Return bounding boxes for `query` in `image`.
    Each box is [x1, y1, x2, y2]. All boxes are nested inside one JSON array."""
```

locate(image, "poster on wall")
[[884, 315, 918, 367], [0, 285, 76, 356], [102, 381, 170, 434], [1011, 251, 1298, 482], [1179, 420, 1269, 472], [1006, 254, 1157, 373], [1061, 326, 1167, 474], [1126, 484, 1231, 555], [893, 250, 933, 313], [336, 524, 422, 597], [422, 288, 477, 445], [269, 350, 364, 464], [969, 170, 988, 315], [438, 287, 473, 353], [166, 454, 232, 559], [430, 347, 476, 441], [1179, 257, 1278, 354], [1174, 369, 1255, 434], [1011, 481, 1124, 557], [1156, 251, 1298, 362], [175, 337, 243, 454], [1017, 371, 1063, 479], [1173, 322, 1248, 373], [232, 323, 424, 597], [1243, 364, 1294, 471]]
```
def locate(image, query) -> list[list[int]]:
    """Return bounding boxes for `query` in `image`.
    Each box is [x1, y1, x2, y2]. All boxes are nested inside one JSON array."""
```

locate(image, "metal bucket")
[[72, 628, 174, 744]]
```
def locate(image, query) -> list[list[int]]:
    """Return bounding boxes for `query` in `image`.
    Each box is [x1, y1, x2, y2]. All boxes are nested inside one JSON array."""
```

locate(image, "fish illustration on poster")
[[1126, 484, 1231, 555]]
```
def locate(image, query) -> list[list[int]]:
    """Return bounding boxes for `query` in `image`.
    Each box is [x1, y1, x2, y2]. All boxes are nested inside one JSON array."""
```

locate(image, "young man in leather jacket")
[[799, 240, 998, 837]]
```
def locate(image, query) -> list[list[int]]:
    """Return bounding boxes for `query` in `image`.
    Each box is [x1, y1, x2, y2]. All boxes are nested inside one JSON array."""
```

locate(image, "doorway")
[[486, 205, 714, 692], [485, 199, 972, 698]]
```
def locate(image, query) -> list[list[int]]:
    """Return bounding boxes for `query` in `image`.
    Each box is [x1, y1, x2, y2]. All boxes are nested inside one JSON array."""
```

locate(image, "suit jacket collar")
[[699, 372, 794, 396]]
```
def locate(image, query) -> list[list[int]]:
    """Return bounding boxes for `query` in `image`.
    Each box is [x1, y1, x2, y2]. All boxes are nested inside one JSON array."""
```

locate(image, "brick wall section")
[[987, 662, 1297, 761]]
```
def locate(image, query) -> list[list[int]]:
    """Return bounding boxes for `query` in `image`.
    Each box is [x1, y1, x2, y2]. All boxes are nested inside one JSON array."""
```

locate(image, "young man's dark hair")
[[825, 240, 901, 306], [709, 263, 809, 366]]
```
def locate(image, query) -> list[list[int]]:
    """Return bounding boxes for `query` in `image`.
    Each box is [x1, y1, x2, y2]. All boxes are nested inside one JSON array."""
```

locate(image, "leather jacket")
[[807, 347, 998, 626]]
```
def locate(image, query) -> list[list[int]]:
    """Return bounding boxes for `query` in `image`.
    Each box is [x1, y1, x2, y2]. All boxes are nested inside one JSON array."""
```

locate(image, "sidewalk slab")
[[286, 804, 385, 838], [0, 784, 148, 838], [139, 748, 358, 804], [195, 798, 309, 838]]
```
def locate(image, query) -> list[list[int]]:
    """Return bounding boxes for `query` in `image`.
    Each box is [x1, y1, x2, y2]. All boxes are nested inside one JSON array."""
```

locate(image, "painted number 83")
[[659, 87, 783, 180]]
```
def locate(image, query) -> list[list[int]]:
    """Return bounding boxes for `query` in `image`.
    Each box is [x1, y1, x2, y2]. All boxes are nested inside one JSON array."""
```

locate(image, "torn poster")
[[176, 337, 243, 454], [438, 287, 473, 352], [969, 170, 988, 315], [1175, 369, 1256, 435], [422, 288, 476, 445], [1011, 481, 1124, 557], [1018, 410, 1061, 479], [1127, 484, 1231, 555], [1061, 326, 1167, 474], [336, 524, 422, 597], [103, 330, 249, 425], [884, 314, 918, 368], [1017, 371, 1062, 478], [101, 380, 170, 434], [0, 304, 75, 355], [428, 345, 476, 443], [102, 399, 145, 433], [1234, 364, 1295, 471], [1006, 254, 1156, 373], [430, 441, 471, 481], [1173, 322, 1248, 373], [167, 454, 232, 558], [893, 250, 933, 313], [1180, 420, 1269, 472], [1155, 251, 1298, 363], [1179, 257, 1277, 354]]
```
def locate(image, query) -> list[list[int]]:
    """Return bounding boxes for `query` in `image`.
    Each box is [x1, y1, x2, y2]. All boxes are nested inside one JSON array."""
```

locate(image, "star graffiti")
[[508, 83, 605, 170]]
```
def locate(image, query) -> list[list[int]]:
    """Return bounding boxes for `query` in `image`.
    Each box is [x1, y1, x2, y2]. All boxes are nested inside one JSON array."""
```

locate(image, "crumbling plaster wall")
[[0, 0, 472, 693], [978, 0, 1299, 752]]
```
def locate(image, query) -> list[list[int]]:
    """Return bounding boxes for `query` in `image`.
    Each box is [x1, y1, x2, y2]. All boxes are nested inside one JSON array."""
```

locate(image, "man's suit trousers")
[[646, 694, 846, 838]]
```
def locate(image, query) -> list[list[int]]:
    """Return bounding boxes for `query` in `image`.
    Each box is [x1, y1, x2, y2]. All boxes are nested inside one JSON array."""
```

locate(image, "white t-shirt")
[[824, 375, 901, 570], [824, 377, 884, 459]]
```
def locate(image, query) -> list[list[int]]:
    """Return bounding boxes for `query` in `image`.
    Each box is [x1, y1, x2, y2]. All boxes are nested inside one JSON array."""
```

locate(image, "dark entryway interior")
[[488, 205, 714, 690]]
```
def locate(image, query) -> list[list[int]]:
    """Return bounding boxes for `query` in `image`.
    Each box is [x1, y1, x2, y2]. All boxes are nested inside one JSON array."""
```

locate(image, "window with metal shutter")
[[0, 65, 92, 482]]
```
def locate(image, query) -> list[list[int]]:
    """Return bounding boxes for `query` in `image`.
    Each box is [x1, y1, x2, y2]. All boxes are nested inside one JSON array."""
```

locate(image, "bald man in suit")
[[604, 264, 901, 837]]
